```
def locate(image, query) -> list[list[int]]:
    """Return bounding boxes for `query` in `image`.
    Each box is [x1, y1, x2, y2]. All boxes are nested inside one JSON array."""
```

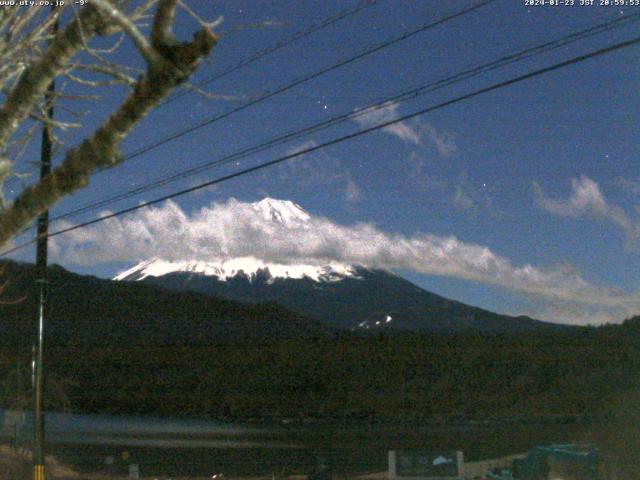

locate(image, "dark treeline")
[[2, 313, 640, 476], [2, 323, 639, 422]]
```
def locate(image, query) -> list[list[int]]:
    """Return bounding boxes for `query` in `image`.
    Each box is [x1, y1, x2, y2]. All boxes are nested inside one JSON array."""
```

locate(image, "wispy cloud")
[[534, 175, 640, 250], [521, 301, 634, 327], [353, 102, 422, 145], [52, 197, 640, 325], [353, 102, 456, 156], [421, 123, 457, 157]]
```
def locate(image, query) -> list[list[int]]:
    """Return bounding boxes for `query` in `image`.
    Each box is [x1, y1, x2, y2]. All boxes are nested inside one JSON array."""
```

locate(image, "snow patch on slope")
[[251, 198, 310, 225], [114, 257, 356, 282]]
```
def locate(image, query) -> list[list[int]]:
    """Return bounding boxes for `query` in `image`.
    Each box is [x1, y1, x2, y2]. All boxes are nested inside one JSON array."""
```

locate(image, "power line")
[[105, 0, 499, 167], [163, 0, 381, 106], [0, 0, 500, 241], [48, 0, 382, 165], [3, 33, 638, 258], [50, 11, 640, 223]]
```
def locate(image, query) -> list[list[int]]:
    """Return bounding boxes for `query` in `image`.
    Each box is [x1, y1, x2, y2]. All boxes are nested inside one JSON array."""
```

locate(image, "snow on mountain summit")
[[251, 198, 310, 225], [114, 257, 356, 283], [113, 198, 354, 283]]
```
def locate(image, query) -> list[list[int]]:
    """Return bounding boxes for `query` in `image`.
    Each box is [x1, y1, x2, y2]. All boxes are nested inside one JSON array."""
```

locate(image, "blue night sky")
[[6, 0, 640, 325]]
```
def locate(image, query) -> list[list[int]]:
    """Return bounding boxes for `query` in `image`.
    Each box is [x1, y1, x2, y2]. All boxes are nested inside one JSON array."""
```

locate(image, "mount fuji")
[[114, 198, 356, 284], [114, 198, 568, 334]]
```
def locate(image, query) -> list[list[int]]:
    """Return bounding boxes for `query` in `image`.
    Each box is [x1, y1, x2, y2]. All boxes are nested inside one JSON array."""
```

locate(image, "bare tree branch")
[[71, 63, 137, 86], [152, 0, 178, 48], [92, 0, 160, 64], [29, 112, 81, 131], [0, 5, 218, 246], [0, 5, 109, 149], [62, 70, 127, 88], [177, 0, 223, 32]]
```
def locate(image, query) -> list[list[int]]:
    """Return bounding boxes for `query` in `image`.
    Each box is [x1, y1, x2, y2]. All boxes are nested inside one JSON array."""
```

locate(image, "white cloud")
[[535, 175, 640, 250], [534, 175, 609, 218], [353, 102, 456, 156], [52, 197, 640, 325]]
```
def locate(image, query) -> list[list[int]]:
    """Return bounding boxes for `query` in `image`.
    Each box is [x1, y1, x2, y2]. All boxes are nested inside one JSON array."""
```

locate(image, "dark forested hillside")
[[0, 261, 333, 348], [0, 260, 638, 426]]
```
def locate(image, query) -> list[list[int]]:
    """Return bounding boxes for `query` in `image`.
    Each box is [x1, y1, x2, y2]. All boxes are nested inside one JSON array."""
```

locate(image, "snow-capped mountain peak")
[[113, 198, 352, 283], [252, 198, 310, 225], [114, 257, 356, 283]]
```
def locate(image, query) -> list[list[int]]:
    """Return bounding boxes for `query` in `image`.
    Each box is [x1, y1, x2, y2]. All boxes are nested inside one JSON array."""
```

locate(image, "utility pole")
[[33, 79, 52, 480], [33, 7, 57, 480]]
